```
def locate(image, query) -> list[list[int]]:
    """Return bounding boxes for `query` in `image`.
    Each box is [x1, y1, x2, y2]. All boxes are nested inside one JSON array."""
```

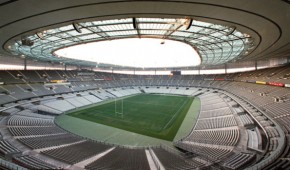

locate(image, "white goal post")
[[115, 98, 124, 117]]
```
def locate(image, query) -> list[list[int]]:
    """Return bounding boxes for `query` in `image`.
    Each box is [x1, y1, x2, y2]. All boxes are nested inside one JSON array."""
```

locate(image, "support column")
[[255, 60, 258, 71], [198, 66, 200, 75], [225, 64, 227, 74], [24, 57, 27, 70]]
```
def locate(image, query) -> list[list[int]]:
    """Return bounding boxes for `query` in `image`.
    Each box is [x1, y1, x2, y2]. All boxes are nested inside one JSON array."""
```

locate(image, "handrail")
[[148, 148, 161, 170]]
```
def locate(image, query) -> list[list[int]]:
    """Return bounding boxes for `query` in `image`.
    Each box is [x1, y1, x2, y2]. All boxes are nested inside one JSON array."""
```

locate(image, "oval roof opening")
[[54, 38, 201, 68]]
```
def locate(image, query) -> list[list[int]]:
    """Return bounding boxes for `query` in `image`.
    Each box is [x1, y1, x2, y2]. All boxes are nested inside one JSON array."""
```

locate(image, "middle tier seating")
[[7, 115, 54, 127], [9, 126, 66, 136], [185, 129, 239, 146], [194, 116, 237, 130]]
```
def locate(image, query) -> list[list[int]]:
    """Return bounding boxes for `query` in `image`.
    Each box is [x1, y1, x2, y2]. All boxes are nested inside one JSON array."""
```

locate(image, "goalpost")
[[115, 98, 124, 118]]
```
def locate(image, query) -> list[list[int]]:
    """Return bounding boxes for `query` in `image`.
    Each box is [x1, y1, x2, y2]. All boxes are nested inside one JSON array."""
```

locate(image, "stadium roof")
[[0, 0, 289, 69]]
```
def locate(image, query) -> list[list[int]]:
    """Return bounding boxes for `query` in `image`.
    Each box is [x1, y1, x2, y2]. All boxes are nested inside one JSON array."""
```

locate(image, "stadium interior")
[[0, 1, 290, 170]]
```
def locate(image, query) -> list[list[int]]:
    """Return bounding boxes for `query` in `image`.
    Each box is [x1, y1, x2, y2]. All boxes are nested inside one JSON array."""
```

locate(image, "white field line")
[[162, 99, 189, 130]]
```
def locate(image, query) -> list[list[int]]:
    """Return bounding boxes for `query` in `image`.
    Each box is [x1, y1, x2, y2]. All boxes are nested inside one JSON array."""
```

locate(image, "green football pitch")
[[67, 94, 194, 141]]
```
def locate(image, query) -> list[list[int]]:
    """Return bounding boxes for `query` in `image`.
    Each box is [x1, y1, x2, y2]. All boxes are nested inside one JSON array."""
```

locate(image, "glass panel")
[[172, 31, 193, 37], [79, 34, 100, 40], [46, 36, 61, 41], [10, 17, 250, 66], [58, 25, 74, 31]]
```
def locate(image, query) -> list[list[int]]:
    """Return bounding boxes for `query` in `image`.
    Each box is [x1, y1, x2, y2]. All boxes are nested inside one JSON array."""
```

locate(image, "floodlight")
[[72, 22, 82, 33], [225, 26, 236, 36], [36, 31, 45, 40], [184, 18, 193, 30], [132, 18, 137, 29]]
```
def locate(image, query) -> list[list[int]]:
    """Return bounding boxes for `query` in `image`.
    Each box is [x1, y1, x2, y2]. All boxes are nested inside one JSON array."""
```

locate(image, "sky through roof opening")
[[55, 38, 201, 68]]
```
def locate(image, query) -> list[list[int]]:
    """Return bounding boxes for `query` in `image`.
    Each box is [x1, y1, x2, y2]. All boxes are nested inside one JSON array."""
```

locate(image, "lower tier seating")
[[42, 140, 111, 164], [13, 155, 58, 170], [223, 152, 255, 169], [152, 147, 202, 170], [0, 140, 21, 156], [176, 142, 233, 161], [85, 147, 150, 170]]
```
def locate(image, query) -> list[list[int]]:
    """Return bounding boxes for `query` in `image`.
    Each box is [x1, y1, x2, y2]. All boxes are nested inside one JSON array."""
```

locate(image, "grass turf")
[[67, 94, 193, 141]]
